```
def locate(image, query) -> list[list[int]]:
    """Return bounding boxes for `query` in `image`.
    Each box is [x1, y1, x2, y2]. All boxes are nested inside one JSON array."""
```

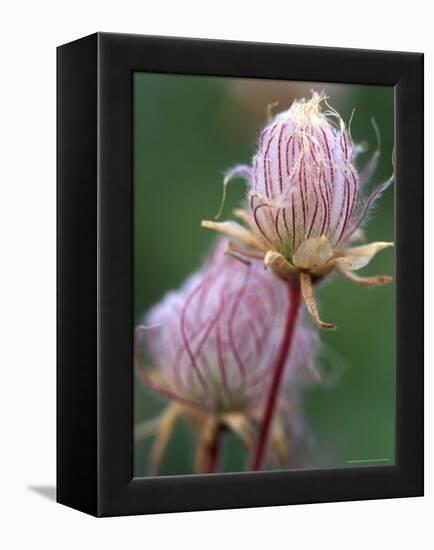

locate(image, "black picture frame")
[[57, 32, 424, 517]]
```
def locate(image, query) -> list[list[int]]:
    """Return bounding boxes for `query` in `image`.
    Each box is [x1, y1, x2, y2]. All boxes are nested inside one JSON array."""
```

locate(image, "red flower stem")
[[250, 282, 301, 471]]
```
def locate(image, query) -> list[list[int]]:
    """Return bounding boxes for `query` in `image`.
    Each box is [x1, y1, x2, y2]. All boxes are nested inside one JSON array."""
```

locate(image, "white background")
[[0, 1, 431, 548]]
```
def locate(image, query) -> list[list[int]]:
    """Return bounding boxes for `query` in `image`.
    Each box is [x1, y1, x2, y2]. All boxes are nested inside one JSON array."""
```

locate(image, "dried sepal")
[[201, 219, 267, 251], [227, 240, 265, 260], [195, 411, 255, 473], [147, 402, 183, 475], [338, 268, 393, 286], [342, 241, 394, 271], [270, 416, 289, 464], [300, 272, 336, 330], [220, 412, 255, 450], [135, 412, 168, 442], [292, 236, 333, 270], [195, 415, 219, 473], [263, 250, 299, 281]]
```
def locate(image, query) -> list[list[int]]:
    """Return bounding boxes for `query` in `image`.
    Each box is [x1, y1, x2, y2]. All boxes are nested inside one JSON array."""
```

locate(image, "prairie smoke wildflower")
[[135, 240, 318, 473], [202, 92, 394, 329]]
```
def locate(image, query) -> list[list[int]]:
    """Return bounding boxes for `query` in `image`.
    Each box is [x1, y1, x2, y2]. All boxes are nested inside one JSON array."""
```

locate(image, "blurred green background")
[[133, 73, 395, 477]]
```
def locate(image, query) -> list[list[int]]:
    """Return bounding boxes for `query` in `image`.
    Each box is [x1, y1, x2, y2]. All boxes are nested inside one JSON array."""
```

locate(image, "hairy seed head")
[[137, 239, 318, 413], [249, 92, 361, 259]]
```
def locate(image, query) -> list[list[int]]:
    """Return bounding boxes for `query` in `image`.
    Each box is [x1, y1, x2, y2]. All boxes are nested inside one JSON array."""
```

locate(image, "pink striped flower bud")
[[136, 239, 315, 413], [202, 93, 394, 329], [135, 240, 318, 472]]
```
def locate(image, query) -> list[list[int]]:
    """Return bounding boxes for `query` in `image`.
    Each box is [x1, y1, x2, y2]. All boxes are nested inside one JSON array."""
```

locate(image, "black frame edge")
[[57, 32, 424, 517], [97, 34, 424, 516], [56, 33, 99, 516], [394, 52, 424, 496]]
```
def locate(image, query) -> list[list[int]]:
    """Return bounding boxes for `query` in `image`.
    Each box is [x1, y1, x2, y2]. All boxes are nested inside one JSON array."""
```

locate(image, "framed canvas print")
[[57, 32, 423, 516]]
